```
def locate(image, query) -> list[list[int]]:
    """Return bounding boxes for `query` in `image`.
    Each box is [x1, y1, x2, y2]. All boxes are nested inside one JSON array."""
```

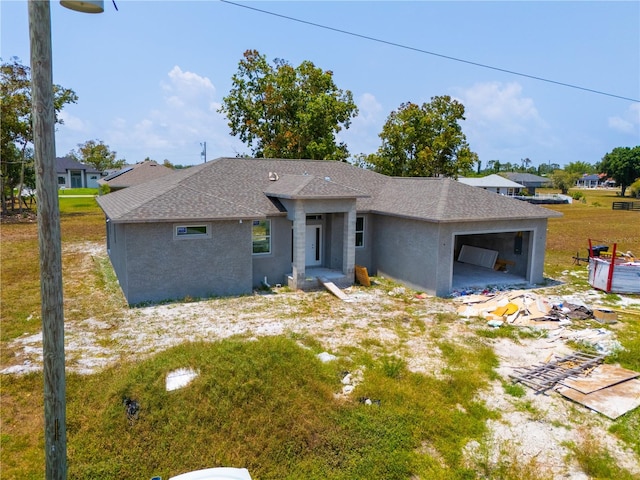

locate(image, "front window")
[[355, 216, 365, 247], [252, 219, 271, 254], [175, 224, 210, 239]]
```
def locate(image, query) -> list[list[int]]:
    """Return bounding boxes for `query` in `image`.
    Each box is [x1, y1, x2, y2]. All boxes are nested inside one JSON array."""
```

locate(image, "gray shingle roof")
[[56, 156, 101, 174], [98, 160, 175, 188], [501, 172, 551, 185], [97, 157, 561, 223], [263, 174, 370, 199]]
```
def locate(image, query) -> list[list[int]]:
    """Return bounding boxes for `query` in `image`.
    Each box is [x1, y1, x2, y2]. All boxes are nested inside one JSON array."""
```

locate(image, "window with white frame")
[[355, 216, 365, 247], [252, 219, 271, 254], [174, 224, 210, 239]]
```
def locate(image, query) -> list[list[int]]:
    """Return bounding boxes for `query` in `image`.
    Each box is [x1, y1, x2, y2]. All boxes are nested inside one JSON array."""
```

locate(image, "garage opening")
[[452, 231, 531, 291]]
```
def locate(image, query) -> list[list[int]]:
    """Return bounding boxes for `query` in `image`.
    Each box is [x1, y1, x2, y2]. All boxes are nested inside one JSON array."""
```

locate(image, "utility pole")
[[201, 141, 207, 163], [29, 1, 67, 478], [29, 1, 103, 478]]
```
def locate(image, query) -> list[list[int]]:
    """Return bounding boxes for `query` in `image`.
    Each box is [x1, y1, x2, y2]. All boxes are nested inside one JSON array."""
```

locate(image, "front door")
[[305, 225, 322, 266], [70, 171, 83, 188]]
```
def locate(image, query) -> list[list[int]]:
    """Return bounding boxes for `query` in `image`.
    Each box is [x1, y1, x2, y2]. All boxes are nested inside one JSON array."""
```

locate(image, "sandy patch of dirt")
[[3, 241, 640, 476]]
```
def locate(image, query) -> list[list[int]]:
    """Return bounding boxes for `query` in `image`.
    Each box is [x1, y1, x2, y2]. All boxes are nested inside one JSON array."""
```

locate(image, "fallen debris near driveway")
[[454, 289, 612, 328]]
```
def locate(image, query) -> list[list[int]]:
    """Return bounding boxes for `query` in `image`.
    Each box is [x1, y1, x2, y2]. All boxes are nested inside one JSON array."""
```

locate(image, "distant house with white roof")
[[458, 174, 525, 196]]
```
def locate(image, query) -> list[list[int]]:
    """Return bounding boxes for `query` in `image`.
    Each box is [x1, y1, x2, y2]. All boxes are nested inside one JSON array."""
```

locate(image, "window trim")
[[174, 223, 211, 240], [252, 219, 272, 255], [355, 216, 365, 248]]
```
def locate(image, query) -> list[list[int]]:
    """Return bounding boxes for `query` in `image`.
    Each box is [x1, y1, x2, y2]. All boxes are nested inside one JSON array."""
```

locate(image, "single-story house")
[[575, 174, 602, 188], [56, 157, 102, 189], [458, 174, 525, 196], [501, 172, 551, 195], [575, 173, 615, 188], [97, 157, 562, 305], [98, 160, 176, 192]]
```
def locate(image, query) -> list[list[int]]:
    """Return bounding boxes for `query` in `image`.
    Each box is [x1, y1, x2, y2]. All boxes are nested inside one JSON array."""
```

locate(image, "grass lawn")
[[1, 189, 639, 479]]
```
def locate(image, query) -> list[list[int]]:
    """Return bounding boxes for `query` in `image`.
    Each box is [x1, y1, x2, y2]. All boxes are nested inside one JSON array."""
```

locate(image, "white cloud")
[[339, 92, 384, 157], [58, 111, 88, 132], [356, 93, 383, 125], [453, 82, 552, 161], [105, 66, 243, 163], [608, 103, 640, 134]]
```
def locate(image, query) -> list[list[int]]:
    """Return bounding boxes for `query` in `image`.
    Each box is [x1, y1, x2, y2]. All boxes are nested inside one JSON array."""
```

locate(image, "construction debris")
[[354, 265, 371, 287], [453, 289, 621, 330], [509, 351, 605, 393], [556, 364, 640, 419], [318, 277, 350, 301]]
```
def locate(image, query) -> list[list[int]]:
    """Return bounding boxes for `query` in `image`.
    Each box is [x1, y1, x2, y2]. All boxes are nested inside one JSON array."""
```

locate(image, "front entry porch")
[[286, 267, 353, 291]]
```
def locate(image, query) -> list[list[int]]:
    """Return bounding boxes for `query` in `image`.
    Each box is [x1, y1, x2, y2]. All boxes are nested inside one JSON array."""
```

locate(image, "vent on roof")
[[268, 172, 279, 181]]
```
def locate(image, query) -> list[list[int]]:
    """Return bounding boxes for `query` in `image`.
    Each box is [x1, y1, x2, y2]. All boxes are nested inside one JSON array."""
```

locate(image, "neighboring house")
[[500, 173, 551, 195], [56, 157, 102, 189], [97, 157, 561, 305], [575, 173, 616, 188], [458, 174, 525, 196], [98, 160, 176, 192], [575, 174, 602, 188]]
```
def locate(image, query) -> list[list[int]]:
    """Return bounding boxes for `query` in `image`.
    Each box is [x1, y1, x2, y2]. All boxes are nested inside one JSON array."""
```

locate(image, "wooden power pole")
[[28, 1, 68, 478]]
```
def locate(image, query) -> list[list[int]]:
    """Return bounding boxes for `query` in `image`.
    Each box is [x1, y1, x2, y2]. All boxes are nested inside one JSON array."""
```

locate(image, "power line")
[[220, 0, 639, 103]]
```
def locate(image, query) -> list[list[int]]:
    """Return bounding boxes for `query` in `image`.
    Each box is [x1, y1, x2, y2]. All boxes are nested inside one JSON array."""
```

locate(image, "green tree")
[[597, 146, 640, 197], [629, 178, 640, 198], [68, 140, 125, 172], [537, 162, 560, 176], [564, 161, 595, 175], [367, 97, 478, 178], [550, 170, 580, 195], [1, 57, 77, 213], [219, 49, 358, 161], [486, 160, 501, 173]]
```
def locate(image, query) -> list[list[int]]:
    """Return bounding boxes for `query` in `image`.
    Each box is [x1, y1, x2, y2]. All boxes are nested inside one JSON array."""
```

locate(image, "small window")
[[252, 219, 271, 254], [355, 216, 365, 247], [175, 224, 210, 239], [57, 176, 66, 185]]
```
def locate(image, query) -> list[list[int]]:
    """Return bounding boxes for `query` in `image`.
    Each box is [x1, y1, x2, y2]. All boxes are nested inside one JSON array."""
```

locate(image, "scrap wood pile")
[[510, 351, 640, 419], [455, 289, 606, 328]]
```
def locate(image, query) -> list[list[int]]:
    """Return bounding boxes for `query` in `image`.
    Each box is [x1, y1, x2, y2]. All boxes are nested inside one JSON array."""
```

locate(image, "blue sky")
[[2, 1, 639, 168]]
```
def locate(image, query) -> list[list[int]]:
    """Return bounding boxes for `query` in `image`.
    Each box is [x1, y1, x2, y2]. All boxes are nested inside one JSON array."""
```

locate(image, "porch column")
[[342, 204, 356, 278], [291, 201, 306, 289]]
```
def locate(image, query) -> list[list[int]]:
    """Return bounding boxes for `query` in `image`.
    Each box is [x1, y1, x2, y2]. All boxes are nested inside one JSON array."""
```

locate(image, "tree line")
[[3, 50, 639, 215]]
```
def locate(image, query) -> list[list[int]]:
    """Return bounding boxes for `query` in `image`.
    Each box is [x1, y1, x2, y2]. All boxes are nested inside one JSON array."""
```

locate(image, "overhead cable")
[[220, 0, 639, 103]]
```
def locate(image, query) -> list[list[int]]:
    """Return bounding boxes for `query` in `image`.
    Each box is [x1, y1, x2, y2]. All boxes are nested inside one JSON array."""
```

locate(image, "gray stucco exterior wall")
[[371, 215, 442, 294], [251, 216, 293, 288], [113, 220, 253, 304]]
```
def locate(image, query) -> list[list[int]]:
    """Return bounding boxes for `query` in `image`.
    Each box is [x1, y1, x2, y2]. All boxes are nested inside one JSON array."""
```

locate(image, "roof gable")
[[263, 173, 370, 199], [458, 174, 525, 188], [98, 160, 175, 188], [56, 156, 101, 174]]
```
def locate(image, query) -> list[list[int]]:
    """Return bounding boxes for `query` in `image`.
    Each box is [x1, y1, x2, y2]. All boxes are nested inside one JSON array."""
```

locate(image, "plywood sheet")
[[557, 378, 640, 419], [559, 364, 640, 394], [354, 265, 370, 287], [458, 245, 499, 269], [319, 277, 349, 301]]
